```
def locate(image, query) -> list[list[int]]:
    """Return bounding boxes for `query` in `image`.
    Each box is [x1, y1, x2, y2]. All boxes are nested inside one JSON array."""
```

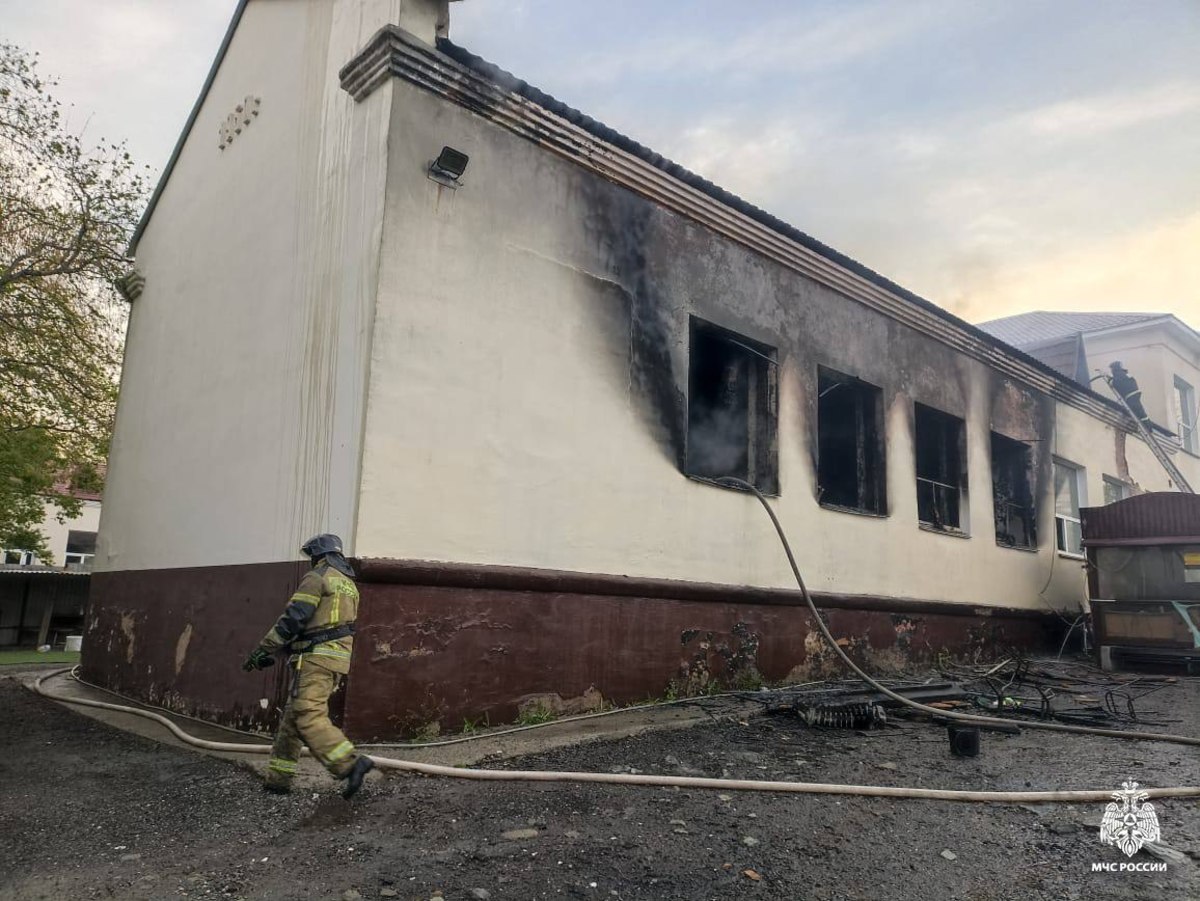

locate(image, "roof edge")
[[127, 0, 251, 256], [1082, 314, 1200, 352]]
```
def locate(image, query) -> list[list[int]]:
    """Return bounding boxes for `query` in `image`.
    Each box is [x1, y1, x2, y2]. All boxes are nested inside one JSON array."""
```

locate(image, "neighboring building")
[[84, 0, 1200, 739], [1, 483, 99, 649], [3, 496, 101, 571], [979, 311, 1200, 461]]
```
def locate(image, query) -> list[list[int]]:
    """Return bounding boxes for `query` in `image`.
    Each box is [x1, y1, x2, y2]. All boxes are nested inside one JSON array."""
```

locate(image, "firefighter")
[[243, 533, 374, 798]]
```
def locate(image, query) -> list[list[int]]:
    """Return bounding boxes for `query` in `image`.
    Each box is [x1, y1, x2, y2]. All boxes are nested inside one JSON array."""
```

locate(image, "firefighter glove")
[[242, 647, 275, 671]]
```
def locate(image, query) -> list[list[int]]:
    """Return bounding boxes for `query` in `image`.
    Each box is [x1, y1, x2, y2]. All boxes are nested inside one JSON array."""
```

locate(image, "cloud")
[[991, 81, 1200, 142], [553, 0, 971, 88], [4, 0, 233, 167], [949, 211, 1200, 327]]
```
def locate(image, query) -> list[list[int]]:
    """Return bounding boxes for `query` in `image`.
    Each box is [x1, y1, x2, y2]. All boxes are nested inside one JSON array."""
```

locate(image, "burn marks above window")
[[817, 368, 886, 515], [686, 319, 778, 493], [991, 433, 1036, 549], [915, 404, 967, 533]]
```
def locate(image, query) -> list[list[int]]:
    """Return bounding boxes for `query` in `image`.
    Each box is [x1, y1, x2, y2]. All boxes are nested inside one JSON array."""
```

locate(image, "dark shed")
[[1081, 493, 1200, 671]]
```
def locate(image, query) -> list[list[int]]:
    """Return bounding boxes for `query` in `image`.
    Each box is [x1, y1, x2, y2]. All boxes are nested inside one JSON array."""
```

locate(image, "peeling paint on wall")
[[174, 623, 193, 676], [119, 613, 136, 665], [677, 621, 763, 693]]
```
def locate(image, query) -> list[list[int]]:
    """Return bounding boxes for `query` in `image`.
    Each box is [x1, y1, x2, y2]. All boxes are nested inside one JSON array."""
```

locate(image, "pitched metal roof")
[[977, 311, 1169, 349]]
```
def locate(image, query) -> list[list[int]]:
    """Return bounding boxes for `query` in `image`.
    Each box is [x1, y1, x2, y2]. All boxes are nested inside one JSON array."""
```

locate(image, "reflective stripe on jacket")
[[259, 562, 359, 674]]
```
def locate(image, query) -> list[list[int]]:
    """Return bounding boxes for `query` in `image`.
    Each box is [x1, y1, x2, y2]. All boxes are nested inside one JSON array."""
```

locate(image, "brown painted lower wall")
[[83, 562, 310, 730], [345, 560, 1059, 740], [83, 558, 1060, 741]]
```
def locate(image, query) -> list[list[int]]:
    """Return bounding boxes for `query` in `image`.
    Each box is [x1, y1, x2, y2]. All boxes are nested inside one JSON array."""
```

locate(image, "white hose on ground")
[[29, 669, 1200, 805]]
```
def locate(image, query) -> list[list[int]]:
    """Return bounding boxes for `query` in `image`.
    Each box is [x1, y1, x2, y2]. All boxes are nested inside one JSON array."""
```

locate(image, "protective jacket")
[[258, 561, 359, 674]]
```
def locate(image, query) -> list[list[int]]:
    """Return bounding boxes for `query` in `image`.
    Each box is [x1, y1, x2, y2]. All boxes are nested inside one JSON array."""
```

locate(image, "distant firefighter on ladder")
[[242, 534, 374, 798]]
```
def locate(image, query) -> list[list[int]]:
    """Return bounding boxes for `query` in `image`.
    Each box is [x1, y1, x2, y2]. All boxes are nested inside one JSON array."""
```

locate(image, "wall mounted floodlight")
[[428, 146, 469, 186]]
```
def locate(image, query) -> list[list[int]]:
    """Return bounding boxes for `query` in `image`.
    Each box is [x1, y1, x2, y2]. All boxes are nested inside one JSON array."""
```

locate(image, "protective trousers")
[[266, 657, 359, 787]]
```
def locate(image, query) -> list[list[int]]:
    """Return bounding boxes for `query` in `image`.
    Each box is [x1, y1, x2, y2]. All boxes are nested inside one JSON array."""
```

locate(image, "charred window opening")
[[915, 403, 966, 532], [817, 368, 885, 514], [686, 319, 778, 492], [991, 433, 1036, 549]]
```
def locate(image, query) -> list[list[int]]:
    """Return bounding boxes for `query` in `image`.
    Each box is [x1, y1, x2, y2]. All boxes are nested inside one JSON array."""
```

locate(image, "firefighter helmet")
[[301, 533, 343, 560]]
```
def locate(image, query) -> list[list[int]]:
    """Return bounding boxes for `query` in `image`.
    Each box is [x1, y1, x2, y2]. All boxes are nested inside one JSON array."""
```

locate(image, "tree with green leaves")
[[0, 43, 147, 560]]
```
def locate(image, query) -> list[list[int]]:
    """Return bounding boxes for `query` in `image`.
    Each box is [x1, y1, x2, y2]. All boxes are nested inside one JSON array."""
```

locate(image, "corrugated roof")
[[1081, 492, 1200, 546], [977, 311, 1167, 349]]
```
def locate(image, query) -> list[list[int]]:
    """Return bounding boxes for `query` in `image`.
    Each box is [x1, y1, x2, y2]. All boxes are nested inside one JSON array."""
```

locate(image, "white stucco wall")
[[353, 76, 1186, 614], [97, 0, 411, 572]]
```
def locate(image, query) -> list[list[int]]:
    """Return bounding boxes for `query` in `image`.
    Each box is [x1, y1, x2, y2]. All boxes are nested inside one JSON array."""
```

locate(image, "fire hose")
[[27, 478, 1200, 804]]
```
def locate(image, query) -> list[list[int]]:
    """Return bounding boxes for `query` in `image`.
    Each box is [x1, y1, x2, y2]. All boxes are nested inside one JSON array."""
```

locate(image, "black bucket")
[[948, 724, 981, 757]]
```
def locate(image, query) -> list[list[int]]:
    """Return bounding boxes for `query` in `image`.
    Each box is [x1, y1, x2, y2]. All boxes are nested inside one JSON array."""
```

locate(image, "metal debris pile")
[[936, 656, 1182, 729], [726, 656, 1183, 733]]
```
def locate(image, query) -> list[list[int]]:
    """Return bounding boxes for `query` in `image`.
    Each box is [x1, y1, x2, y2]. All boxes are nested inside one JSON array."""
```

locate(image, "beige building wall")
[[353, 74, 1185, 616]]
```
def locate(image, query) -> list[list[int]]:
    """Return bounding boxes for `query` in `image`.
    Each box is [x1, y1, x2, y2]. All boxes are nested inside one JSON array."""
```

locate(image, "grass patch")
[[515, 703, 556, 726], [459, 714, 490, 735], [0, 650, 81, 666]]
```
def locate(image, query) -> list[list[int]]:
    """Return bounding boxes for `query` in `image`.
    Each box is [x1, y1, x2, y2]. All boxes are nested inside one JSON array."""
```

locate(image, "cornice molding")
[[340, 26, 1137, 435]]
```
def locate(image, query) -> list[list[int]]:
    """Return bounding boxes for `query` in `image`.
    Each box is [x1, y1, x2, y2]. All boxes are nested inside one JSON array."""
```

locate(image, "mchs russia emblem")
[[1100, 781, 1161, 857]]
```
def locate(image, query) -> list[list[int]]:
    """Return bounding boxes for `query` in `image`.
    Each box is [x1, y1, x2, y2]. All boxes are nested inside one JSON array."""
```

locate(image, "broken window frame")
[[684, 318, 779, 494], [990, 432, 1037, 550], [913, 402, 968, 534], [816, 366, 887, 516], [1053, 459, 1087, 558]]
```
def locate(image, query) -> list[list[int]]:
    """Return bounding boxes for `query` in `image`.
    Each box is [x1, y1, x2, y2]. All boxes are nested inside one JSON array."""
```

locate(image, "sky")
[[3, 0, 1198, 328]]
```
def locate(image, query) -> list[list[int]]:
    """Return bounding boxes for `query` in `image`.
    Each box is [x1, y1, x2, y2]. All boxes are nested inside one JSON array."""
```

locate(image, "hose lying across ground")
[[29, 668, 1200, 804], [27, 478, 1200, 804]]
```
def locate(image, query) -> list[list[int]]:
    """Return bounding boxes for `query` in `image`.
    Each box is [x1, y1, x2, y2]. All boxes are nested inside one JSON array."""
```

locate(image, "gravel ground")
[[2, 672, 1199, 900]]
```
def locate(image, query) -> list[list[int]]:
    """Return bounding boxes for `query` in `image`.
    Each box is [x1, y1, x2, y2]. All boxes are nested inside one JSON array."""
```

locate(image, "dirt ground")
[[2, 668, 1199, 901]]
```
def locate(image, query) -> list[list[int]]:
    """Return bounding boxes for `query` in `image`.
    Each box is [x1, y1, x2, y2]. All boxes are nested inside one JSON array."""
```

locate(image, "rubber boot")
[[342, 756, 375, 799]]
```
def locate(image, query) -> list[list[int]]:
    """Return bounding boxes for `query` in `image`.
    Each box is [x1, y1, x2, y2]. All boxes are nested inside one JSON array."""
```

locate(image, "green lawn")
[[0, 649, 81, 666]]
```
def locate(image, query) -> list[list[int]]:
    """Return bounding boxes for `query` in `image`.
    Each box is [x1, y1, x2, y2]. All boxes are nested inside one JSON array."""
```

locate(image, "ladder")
[[1100, 375, 1194, 494]]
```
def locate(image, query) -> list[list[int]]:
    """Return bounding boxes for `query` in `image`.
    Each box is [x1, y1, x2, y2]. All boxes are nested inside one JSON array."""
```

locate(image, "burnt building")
[[85, 0, 1200, 738]]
